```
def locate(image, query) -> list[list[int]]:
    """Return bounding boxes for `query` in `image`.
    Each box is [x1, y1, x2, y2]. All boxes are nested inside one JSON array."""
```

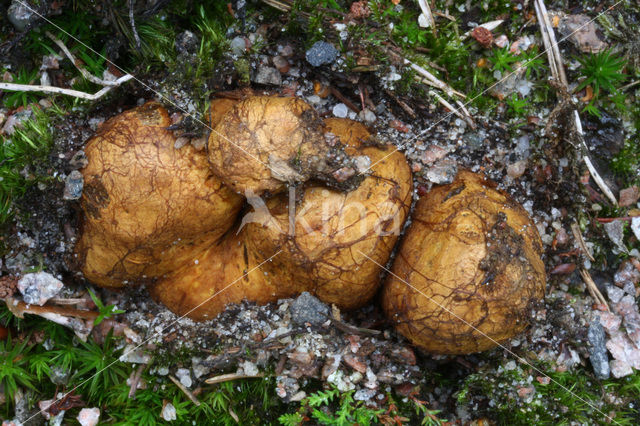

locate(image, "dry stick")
[[570, 222, 596, 262], [455, 99, 477, 129], [536, 0, 568, 85], [2, 297, 99, 320], [580, 269, 610, 311], [574, 111, 618, 205], [0, 76, 134, 100], [328, 86, 359, 113], [430, 90, 467, 124], [417, 0, 437, 35], [45, 31, 117, 86], [168, 375, 201, 406], [128, 363, 147, 399], [534, 0, 618, 206], [204, 372, 264, 385], [406, 59, 466, 98]]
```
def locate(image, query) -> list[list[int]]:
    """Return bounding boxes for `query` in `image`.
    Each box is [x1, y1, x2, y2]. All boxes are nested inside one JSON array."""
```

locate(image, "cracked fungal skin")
[[383, 170, 546, 355], [74, 103, 243, 288], [149, 117, 412, 320], [207, 96, 333, 195]]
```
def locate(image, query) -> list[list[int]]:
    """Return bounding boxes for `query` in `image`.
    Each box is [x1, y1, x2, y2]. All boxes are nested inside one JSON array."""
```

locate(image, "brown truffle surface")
[[383, 170, 546, 354], [75, 103, 243, 288]]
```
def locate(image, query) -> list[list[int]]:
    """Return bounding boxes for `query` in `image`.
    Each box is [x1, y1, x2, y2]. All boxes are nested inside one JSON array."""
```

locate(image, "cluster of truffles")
[[74, 95, 546, 354]]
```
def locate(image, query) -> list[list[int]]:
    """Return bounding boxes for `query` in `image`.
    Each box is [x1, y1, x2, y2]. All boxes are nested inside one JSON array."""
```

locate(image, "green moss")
[[457, 360, 638, 425], [0, 105, 59, 227]]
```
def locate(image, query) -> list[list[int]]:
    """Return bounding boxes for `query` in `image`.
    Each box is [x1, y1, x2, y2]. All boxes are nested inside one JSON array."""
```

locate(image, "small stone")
[[7, 0, 38, 32], [63, 171, 84, 200], [290, 292, 329, 325], [343, 354, 366, 373], [77, 408, 100, 426], [603, 221, 627, 252], [278, 44, 294, 57], [420, 145, 448, 164], [599, 311, 622, 333], [50, 366, 70, 386], [610, 359, 633, 378], [559, 14, 607, 53], [358, 108, 376, 123], [353, 156, 371, 174], [157, 366, 169, 376], [425, 158, 458, 184], [119, 344, 151, 364], [241, 360, 259, 376], [175, 368, 192, 388], [332, 103, 348, 118], [305, 41, 338, 67], [614, 259, 640, 288], [252, 66, 282, 86], [272, 55, 290, 73], [619, 186, 640, 207], [230, 36, 247, 56], [174, 31, 199, 55], [161, 402, 177, 421], [1, 108, 33, 136], [354, 388, 376, 401], [289, 391, 306, 402], [18, 272, 63, 306], [507, 160, 527, 178], [631, 217, 640, 241], [494, 34, 509, 48], [606, 285, 625, 304], [332, 167, 355, 182], [588, 320, 610, 379]]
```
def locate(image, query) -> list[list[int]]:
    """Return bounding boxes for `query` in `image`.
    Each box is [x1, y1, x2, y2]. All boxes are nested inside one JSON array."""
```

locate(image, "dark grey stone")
[[252, 66, 282, 86], [305, 41, 338, 67], [588, 319, 610, 379], [290, 292, 329, 326], [7, 0, 37, 32]]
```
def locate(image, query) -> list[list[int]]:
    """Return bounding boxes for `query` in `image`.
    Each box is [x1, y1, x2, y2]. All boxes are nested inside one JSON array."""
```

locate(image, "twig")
[[330, 318, 381, 336], [431, 91, 465, 120], [329, 86, 359, 113], [45, 31, 117, 87], [406, 58, 465, 99], [0, 75, 134, 100], [574, 111, 618, 205], [570, 222, 596, 262], [596, 216, 634, 223], [168, 375, 201, 406], [534, 0, 567, 85], [455, 99, 477, 129], [2, 297, 99, 320], [579, 269, 610, 311], [128, 363, 147, 399], [620, 80, 640, 92], [534, 0, 617, 206], [383, 89, 416, 118], [128, 0, 142, 51], [417, 0, 437, 36], [205, 372, 264, 385]]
